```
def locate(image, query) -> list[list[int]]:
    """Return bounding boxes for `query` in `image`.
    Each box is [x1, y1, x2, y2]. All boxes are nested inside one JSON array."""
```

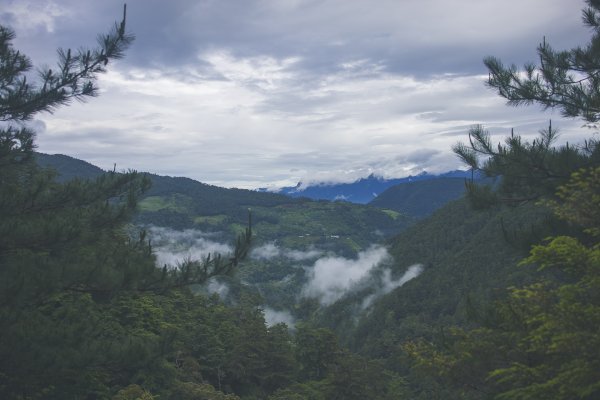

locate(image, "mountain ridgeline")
[[37, 152, 473, 226], [275, 170, 473, 205], [34, 153, 415, 243]]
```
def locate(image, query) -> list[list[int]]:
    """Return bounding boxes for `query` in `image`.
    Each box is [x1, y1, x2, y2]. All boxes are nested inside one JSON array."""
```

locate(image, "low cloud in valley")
[[148, 226, 232, 267], [251, 242, 323, 261], [263, 307, 296, 328], [361, 264, 424, 310], [301, 245, 391, 306]]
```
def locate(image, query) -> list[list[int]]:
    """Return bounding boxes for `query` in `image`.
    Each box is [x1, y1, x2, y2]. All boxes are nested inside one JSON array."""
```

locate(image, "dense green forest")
[[368, 177, 471, 218], [2, 2, 600, 399]]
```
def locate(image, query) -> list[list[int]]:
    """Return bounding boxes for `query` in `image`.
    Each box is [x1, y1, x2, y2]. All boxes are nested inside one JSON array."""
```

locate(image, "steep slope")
[[368, 177, 468, 218], [314, 198, 560, 359]]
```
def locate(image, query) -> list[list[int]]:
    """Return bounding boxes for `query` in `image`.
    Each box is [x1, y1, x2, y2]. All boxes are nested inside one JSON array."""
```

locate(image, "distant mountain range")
[[35, 152, 478, 222], [33, 153, 414, 247], [272, 170, 475, 204]]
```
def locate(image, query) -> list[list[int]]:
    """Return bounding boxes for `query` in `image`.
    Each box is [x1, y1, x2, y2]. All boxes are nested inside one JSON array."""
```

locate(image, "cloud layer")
[[2, 0, 591, 188]]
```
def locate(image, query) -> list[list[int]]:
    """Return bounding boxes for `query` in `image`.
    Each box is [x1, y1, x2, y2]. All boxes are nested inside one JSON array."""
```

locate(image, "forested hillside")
[[36, 152, 413, 240], [137, 174, 413, 243], [312, 198, 553, 346], [352, 2, 600, 397], [368, 177, 469, 218], [35, 152, 106, 182]]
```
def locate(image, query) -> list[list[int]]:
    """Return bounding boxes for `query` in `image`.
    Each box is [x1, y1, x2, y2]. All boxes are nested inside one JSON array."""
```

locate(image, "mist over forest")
[[1, 1, 600, 399]]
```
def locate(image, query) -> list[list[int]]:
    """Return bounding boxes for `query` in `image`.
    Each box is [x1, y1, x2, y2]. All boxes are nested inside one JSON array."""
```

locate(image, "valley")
[[24, 140, 600, 399], [4, 5, 599, 397], [37, 152, 465, 327]]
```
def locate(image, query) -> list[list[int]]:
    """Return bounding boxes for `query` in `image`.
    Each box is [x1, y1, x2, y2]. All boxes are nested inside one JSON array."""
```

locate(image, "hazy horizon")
[[3, 0, 590, 189]]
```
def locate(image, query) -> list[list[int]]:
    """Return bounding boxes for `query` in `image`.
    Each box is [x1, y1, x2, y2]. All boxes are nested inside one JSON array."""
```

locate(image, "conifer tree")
[[0, 7, 157, 398], [0, 6, 146, 302], [0, 6, 252, 398], [484, 1, 600, 124], [453, 0, 600, 207], [406, 2, 600, 399], [452, 122, 599, 207]]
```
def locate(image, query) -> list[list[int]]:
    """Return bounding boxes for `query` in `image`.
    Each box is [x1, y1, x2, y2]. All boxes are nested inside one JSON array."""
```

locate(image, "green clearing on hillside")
[[138, 194, 193, 213]]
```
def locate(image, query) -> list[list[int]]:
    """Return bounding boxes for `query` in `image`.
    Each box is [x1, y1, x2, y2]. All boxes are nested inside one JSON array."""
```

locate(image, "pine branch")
[[0, 5, 134, 122]]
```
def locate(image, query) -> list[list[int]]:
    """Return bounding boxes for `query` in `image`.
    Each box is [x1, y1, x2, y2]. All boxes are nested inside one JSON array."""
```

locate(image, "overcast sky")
[[1, 0, 592, 189]]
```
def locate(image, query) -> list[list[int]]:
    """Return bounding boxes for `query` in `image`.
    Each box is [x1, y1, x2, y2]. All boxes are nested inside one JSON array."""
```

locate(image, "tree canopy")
[[405, 2, 600, 399], [0, 7, 253, 399], [483, 1, 600, 123], [454, 0, 600, 208]]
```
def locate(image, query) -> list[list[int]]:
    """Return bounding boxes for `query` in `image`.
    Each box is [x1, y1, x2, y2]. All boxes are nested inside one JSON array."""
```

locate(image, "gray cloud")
[[6, 0, 588, 76], [4, 0, 592, 188], [95, 1, 590, 76]]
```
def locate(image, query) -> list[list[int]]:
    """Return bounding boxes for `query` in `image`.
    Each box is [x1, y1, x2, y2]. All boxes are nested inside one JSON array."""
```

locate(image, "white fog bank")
[[302, 245, 391, 306], [148, 226, 232, 267]]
